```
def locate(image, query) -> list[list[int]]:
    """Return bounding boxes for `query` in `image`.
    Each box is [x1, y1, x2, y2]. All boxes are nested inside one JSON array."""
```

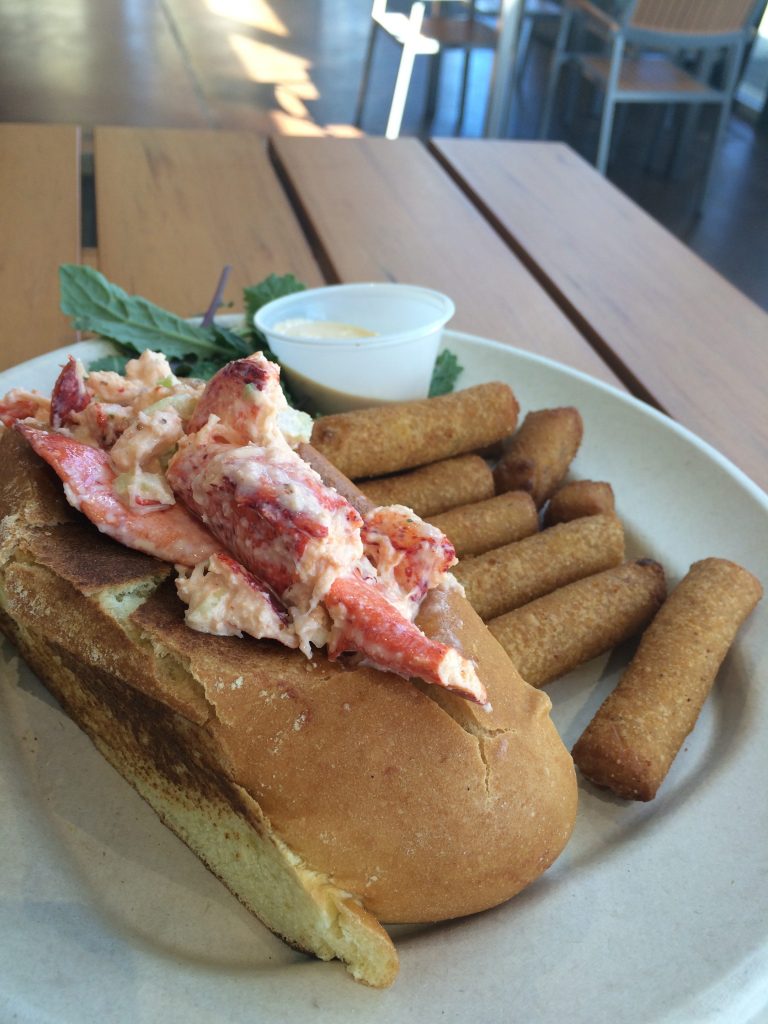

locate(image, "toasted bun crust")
[[0, 427, 577, 983]]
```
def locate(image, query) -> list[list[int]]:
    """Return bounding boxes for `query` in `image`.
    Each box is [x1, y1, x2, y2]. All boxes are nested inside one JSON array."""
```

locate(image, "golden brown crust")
[[6, 616, 399, 987], [0, 425, 578, 977], [131, 579, 577, 922], [0, 426, 74, 526], [2, 527, 207, 723], [572, 557, 762, 800], [20, 520, 170, 592], [360, 455, 495, 518], [428, 490, 539, 558], [544, 480, 616, 527], [311, 382, 519, 480], [454, 513, 625, 621], [494, 407, 583, 507], [488, 559, 667, 687]]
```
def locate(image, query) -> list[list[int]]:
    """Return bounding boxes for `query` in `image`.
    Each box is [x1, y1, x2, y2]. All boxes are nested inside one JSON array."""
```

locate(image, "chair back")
[[627, 0, 760, 36]]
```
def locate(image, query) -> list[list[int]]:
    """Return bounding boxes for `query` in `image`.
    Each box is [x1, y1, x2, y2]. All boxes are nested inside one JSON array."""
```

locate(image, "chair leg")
[[423, 50, 443, 134], [564, 60, 589, 129], [595, 97, 617, 173], [539, 8, 573, 138], [494, 4, 533, 136], [354, 22, 380, 129], [667, 102, 701, 179], [515, 13, 534, 85], [385, 1, 427, 139], [696, 40, 745, 214], [645, 103, 674, 175], [455, 46, 473, 134], [595, 37, 624, 174], [667, 49, 714, 180]]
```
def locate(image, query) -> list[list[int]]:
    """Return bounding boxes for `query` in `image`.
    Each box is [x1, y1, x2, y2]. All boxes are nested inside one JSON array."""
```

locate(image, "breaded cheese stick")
[[488, 559, 666, 687], [572, 557, 763, 801], [311, 382, 519, 480], [360, 455, 494, 518], [428, 491, 539, 558], [544, 480, 615, 527], [494, 407, 583, 506], [453, 513, 625, 621]]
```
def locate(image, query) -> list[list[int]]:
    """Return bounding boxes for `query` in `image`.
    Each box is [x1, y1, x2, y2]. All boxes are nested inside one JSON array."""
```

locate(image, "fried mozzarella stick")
[[311, 382, 519, 480], [494, 407, 583, 506], [360, 455, 494, 518], [544, 480, 615, 527], [573, 557, 763, 801], [428, 491, 539, 559], [488, 559, 666, 688], [453, 513, 625, 621]]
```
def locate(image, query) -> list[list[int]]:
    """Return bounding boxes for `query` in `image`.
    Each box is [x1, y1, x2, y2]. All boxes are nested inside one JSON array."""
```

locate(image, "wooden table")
[[1, 124, 766, 491]]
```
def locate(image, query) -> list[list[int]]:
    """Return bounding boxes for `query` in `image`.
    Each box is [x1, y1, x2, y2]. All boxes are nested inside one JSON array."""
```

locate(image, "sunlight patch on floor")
[[206, 0, 288, 36]]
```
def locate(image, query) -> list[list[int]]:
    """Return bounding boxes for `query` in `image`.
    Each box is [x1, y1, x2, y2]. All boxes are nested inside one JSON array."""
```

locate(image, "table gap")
[[426, 139, 667, 414], [81, 150, 97, 251], [266, 138, 342, 289]]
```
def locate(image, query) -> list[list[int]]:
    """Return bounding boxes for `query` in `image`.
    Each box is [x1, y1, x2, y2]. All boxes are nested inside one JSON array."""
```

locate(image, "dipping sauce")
[[273, 318, 377, 341], [281, 364, 387, 414]]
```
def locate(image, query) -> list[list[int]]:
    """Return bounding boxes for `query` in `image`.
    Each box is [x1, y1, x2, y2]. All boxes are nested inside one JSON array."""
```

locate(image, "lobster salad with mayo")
[[0, 350, 486, 704]]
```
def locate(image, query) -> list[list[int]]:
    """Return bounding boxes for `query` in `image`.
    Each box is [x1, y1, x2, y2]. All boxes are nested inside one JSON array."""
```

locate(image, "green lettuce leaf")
[[60, 264, 224, 359], [243, 273, 306, 333], [429, 349, 463, 396]]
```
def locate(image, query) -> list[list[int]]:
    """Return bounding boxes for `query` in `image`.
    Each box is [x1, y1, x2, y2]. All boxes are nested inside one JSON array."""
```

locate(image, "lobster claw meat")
[[15, 422, 219, 567]]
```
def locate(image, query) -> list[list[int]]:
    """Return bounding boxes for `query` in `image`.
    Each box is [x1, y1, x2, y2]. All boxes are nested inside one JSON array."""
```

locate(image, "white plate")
[[1, 332, 767, 1024]]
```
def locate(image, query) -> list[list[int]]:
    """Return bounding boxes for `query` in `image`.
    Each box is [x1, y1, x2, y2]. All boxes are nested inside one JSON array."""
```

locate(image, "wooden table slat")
[[93, 127, 325, 319], [0, 124, 81, 372], [432, 138, 768, 489], [269, 135, 624, 389]]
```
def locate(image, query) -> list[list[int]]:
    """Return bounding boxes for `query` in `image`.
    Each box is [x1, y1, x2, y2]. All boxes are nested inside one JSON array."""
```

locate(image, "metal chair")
[[515, 0, 563, 85], [354, 1, 499, 139], [539, 0, 764, 208]]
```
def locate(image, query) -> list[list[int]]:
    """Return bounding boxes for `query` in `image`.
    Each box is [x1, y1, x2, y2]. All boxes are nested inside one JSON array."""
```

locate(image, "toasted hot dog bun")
[[0, 427, 577, 986]]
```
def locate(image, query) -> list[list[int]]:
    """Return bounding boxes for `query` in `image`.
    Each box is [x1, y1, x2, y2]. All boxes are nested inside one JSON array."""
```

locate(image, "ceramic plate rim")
[[1, 331, 767, 1024]]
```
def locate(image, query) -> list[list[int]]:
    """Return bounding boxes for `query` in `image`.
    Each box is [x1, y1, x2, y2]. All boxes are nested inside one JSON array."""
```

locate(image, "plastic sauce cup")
[[254, 282, 455, 414]]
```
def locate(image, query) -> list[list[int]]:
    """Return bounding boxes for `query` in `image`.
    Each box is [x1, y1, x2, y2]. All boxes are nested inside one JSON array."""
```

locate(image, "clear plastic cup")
[[254, 282, 455, 414]]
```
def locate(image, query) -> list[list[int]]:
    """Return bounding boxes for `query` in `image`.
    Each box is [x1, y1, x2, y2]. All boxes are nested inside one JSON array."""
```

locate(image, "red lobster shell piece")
[[15, 423, 219, 566], [325, 574, 487, 704], [50, 356, 90, 429]]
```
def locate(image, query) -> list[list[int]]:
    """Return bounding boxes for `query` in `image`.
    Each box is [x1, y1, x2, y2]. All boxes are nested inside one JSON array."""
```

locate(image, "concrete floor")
[[0, 0, 766, 311]]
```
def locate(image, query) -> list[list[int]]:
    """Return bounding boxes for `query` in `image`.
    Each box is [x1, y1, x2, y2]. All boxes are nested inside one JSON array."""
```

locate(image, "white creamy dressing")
[[177, 554, 297, 647], [273, 318, 376, 341]]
